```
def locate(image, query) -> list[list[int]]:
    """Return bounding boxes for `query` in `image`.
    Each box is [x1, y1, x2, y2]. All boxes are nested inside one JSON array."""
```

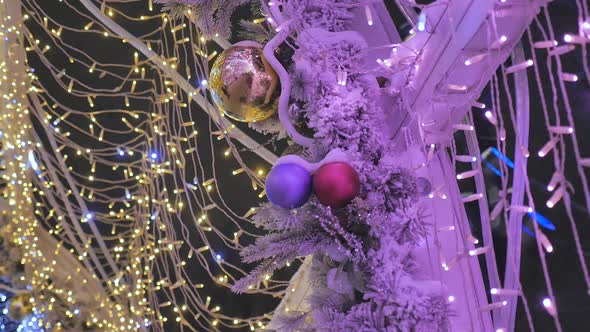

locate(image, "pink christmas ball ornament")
[[312, 162, 361, 208]]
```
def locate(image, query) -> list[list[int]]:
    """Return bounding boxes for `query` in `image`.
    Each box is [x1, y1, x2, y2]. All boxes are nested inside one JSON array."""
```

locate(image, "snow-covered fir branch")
[[155, 0, 252, 38], [234, 0, 450, 330]]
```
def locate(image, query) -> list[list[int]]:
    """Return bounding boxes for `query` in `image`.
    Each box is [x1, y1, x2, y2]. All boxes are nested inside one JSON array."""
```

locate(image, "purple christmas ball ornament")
[[265, 163, 312, 209]]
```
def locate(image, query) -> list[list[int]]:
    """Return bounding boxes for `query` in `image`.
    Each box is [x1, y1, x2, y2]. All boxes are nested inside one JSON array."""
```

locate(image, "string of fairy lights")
[[17, 0, 283, 330], [0, 0, 587, 330], [446, 4, 590, 330]]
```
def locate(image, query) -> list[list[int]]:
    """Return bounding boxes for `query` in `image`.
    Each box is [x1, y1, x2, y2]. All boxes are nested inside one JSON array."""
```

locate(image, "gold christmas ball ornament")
[[7, 292, 33, 321], [209, 45, 280, 123]]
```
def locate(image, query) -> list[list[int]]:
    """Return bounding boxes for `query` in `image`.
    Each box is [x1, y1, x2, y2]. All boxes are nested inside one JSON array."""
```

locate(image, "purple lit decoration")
[[213, 0, 585, 331], [265, 163, 312, 209]]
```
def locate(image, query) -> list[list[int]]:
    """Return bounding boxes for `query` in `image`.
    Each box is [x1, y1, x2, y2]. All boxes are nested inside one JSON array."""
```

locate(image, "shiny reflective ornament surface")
[[209, 45, 279, 123], [313, 162, 360, 208], [7, 292, 33, 321], [266, 163, 312, 209]]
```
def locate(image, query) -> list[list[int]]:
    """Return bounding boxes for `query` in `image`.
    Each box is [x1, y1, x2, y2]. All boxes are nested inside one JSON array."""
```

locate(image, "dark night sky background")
[[23, 0, 590, 331]]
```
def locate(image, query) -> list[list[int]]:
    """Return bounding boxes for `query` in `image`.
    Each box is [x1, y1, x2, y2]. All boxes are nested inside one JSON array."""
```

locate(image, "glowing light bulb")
[[543, 298, 551, 307], [542, 297, 557, 316], [560, 73, 578, 82], [538, 231, 554, 253], [365, 6, 373, 26], [417, 13, 426, 32], [546, 186, 564, 208], [547, 172, 561, 192], [538, 138, 557, 158], [484, 110, 497, 125], [491, 35, 508, 48]]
